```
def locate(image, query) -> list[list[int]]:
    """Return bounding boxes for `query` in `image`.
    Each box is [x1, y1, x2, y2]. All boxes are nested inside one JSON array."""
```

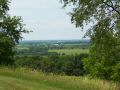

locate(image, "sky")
[[9, 0, 87, 40]]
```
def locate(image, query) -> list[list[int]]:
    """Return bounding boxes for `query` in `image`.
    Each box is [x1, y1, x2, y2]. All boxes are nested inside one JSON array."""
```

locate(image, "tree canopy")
[[61, 0, 120, 35]]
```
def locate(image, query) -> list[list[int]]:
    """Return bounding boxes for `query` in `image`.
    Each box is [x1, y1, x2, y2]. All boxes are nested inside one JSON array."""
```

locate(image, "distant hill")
[[19, 39, 90, 45]]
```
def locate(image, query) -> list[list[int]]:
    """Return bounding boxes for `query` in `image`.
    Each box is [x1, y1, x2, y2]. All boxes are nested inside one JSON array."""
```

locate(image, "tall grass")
[[0, 67, 119, 90]]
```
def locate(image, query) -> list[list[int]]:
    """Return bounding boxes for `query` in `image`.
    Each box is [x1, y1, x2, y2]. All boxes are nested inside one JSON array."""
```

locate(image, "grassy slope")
[[49, 49, 89, 55], [0, 68, 119, 90]]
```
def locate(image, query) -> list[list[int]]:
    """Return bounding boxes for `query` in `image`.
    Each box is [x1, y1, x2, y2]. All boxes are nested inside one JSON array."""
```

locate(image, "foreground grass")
[[0, 68, 119, 90], [49, 49, 89, 55]]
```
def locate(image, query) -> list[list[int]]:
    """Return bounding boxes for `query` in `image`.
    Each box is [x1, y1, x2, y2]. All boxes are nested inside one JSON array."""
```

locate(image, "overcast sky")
[[9, 0, 87, 40]]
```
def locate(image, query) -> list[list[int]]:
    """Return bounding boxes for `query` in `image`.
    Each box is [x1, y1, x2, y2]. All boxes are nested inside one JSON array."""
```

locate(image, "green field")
[[49, 49, 89, 55], [0, 68, 119, 90]]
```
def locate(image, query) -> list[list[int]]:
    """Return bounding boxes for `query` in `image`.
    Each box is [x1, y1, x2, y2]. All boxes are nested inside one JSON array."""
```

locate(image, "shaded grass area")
[[49, 49, 89, 55], [0, 67, 119, 90]]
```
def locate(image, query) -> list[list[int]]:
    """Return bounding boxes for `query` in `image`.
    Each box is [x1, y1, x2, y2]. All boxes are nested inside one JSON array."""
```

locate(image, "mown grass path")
[[0, 76, 65, 90], [0, 68, 119, 90]]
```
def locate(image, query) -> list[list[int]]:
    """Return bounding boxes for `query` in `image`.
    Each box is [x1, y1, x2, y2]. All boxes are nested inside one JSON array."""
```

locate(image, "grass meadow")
[[0, 67, 119, 90], [49, 49, 89, 55]]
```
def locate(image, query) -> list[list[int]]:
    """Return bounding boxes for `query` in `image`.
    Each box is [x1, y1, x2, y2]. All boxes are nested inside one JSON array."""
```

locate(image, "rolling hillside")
[[0, 68, 119, 90]]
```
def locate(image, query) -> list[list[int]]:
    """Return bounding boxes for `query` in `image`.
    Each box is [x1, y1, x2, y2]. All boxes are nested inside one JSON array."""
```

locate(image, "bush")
[[111, 62, 120, 82]]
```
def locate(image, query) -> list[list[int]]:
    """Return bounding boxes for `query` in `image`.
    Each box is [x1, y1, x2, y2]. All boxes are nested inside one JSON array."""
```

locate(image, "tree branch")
[[101, 0, 120, 16]]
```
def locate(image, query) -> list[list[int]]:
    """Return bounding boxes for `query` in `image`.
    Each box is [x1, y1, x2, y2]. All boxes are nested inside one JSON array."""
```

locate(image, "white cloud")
[[9, 0, 87, 40], [10, 0, 61, 9]]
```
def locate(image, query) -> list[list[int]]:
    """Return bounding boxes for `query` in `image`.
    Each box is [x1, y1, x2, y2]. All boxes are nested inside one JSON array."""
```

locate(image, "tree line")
[[15, 54, 88, 76]]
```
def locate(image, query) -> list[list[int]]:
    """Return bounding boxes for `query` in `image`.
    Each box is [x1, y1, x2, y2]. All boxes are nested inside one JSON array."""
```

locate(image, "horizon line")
[[21, 38, 90, 41]]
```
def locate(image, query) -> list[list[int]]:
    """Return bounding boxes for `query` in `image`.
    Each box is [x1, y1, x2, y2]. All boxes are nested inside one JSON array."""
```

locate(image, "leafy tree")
[[83, 19, 120, 79], [61, 0, 120, 80], [0, 0, 27, 65]]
